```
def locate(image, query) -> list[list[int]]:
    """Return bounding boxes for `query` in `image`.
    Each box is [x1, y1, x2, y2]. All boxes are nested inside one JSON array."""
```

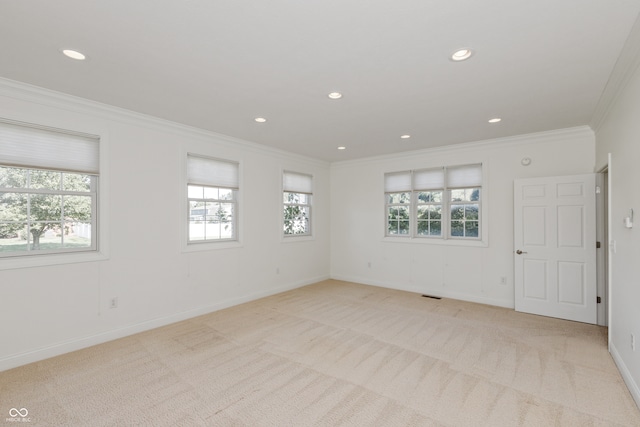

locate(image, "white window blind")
[[447, 164, 482, 188], [187, 154, 239, 189], [283, 171, 312, 194], [384, 171, 412, 192], [0, 119, 99, 174], [413, 168, 444, 190]]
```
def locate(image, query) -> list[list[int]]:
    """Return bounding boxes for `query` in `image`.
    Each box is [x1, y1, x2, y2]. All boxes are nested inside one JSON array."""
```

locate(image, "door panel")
[[514, 174, 596, 324]]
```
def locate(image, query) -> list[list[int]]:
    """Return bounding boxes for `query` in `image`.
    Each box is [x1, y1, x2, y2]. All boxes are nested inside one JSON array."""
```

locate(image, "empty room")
[[1, 1, 640, 425]]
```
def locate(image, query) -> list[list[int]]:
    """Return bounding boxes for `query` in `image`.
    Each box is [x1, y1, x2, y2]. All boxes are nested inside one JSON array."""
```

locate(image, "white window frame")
[[0, 118, 107, 269], [384, 163, 486, 245], [186, 154, 239, 246], [282, 170, 313, 238]]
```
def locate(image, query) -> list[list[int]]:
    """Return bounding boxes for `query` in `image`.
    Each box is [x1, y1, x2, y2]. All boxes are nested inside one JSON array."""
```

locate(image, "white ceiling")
[[1, 1, 639, 162]]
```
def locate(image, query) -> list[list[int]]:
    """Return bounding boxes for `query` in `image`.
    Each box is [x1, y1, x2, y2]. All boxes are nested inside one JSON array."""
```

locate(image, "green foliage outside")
[[0, 167, 93, 251], [284, 192, 309, 235]]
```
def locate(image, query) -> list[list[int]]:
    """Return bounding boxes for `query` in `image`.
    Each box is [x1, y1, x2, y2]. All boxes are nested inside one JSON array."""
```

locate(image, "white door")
[[514, 174, 597, 324]]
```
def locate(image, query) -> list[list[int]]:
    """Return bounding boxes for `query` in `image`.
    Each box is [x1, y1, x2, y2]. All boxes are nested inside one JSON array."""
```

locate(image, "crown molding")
[[591, 13, 640, 132]]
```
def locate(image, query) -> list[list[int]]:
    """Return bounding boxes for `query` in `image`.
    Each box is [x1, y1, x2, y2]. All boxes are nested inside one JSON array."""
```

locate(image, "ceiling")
[[1, 1, 639, 162]]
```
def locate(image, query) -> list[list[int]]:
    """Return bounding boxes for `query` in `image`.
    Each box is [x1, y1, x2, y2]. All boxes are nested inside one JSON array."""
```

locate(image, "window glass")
[[384, 165, 482, 240], [0, 167, 96, 255]]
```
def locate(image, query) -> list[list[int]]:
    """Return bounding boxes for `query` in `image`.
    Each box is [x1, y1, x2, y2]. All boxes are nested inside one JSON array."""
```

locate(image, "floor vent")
[[421, 294, 442, 300]]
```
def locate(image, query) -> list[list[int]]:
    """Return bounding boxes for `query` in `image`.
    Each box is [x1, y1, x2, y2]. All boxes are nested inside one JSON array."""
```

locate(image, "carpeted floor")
[[1, 280, 639, 426]]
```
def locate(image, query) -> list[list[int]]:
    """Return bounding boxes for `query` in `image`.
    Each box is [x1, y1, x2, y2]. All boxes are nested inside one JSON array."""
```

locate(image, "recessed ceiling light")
[[451, 48, 473, 62], [400, 134, 411, 139], [254, 117, 267, 123], [337, 146, 346, 150], [328, 92, 343, 100], [62, 49, 86, 60], [488, 117, 502, 123]]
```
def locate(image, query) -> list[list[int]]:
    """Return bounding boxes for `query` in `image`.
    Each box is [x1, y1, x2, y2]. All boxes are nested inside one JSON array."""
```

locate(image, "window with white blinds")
[[384, 164, 482, 240], [187, 154, 239, 243], [283, 171, 312, 236], [0, 119, 100, 257]]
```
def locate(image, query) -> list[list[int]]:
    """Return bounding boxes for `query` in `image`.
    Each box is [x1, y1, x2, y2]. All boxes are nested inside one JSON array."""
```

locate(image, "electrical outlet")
[[109, 297, 118, 309], [367, 261, 371, 268], [632, 334, 636, 351], [500, 276, 507, 285]]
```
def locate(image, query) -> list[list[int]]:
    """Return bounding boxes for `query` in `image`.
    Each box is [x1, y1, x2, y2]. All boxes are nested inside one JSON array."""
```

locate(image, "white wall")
[[0, 80, 330, 371], [330, 128, 595, 308], [595, 61, 640, 406]]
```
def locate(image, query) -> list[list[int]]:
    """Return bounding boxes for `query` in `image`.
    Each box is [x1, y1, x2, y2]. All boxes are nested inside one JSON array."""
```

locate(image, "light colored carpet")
[[1, 280, 639, 426]]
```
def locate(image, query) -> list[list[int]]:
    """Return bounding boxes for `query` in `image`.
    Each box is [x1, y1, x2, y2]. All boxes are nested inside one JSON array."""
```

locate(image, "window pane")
[[207, 203, 234, 223], [0, 224, 29, 253], [387, 204, 409, 236], [387, 192, 410, 204], [219, 188, 234, 201], [451, 189, 466, 202], [63, 173, 92, 192], [30, 194, 62, 221], [417, 206, 429, 220], [451, 188, 480, 203], [418, 191, 442, 203], [451, 221, 464, 236], [431, 205, 442, 220], [219, 221, 234, 239], [417, 221, 429, 235], [27, 222, 61, 250], [204, 221, 221, 240], [64, 222, 92, 248], [1, 192, 27, 220], [465, 221, 479, 237], [430, 221, 441, 236], [284, 192, 304, 204], [189, 221, 206, 240], [188, 185, 204, 199], [465, 204, 479, 220], [284, 205, 310, 235], [29, 170, 62, 190], [451, 205, 464, 220], [63, 196, 92, 222], [203, 186, 218, 199], [189, 200, 206, 220], [0, 167, 27, 188]]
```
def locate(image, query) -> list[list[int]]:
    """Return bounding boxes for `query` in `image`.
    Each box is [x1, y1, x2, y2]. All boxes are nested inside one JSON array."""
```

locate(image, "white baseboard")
[[610, 342, 640, 410], [0, 275, 329, 372], [330, 274, 514, 309]]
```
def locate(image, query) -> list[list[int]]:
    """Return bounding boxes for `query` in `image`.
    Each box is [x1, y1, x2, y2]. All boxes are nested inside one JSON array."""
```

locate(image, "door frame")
[[596, 168, 608, 326]]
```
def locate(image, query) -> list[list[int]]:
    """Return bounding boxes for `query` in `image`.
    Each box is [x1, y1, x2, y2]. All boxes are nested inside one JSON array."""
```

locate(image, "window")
[[0, 119, 99, 257], [385, 164, 482, 240], [283, 171, 312, 236], [187, 154, 238, 243]]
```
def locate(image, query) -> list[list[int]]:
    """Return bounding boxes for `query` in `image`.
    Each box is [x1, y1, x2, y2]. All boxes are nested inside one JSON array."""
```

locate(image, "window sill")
[[382, 236, 488, 248], [182, 240, 243, 252], [281, 234, 315, 243], [0, 250, 108, 271]]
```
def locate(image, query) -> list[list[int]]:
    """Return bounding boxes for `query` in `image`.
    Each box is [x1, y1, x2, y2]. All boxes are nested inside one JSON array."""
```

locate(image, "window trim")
[[181, 151, 242, 252], [0, 119, 108, 270], [0, 169, 98, 257], [281, 169, 314, 241], [383, 163, 488, 246]]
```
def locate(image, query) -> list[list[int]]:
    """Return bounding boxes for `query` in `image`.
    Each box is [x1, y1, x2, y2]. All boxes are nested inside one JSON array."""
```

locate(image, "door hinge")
[[597, 296, 602, 304], [596, 241, 601, 248]]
